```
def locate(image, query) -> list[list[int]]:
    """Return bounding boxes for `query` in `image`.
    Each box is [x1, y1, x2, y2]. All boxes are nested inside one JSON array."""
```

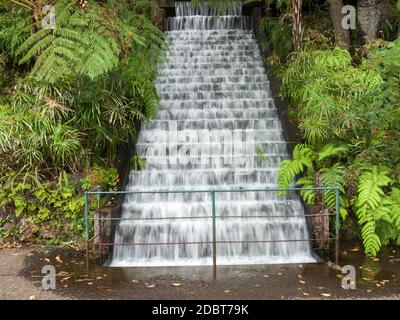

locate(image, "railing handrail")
[[84, 185, 340, 276], [85, 186, 339, 196]]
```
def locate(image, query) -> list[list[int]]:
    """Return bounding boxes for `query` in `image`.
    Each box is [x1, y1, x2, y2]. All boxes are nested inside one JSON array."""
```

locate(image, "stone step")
[[143, 119, 282, 131], [155, 75, 268, 84], [157, 67, 266, 77], [158, 90, 271, 101], [157, 108, 278, 120], [155, 82, 270, 93], [158, 99, 275, 110]]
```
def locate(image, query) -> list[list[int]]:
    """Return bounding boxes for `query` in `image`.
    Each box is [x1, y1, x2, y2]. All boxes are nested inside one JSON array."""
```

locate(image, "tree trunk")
[[291, 0, 304, 51], [327, 0, 351, 49], [357, 0, 382, 43]]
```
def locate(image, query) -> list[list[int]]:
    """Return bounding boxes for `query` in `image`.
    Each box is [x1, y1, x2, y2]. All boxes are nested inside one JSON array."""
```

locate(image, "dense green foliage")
[[275, 29, 400, 255], [0, 0, 166, 244]]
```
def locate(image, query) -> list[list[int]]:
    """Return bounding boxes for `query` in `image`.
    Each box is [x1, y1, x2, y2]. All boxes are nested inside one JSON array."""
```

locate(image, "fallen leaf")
[[60, 277, 70, 283], [44, 258, 50, 263], [263, 274, 269, 278], [57, 271, 70, 277], [55, 255, 63, 263], [145, 283, 156, 289], [131, 279, 139, 284], [255, 284, 260, 287], [366, 289, 372, 293], [172, 282, 182, 287], [88, 282, 93, 285], [29, 295, 36, 300], [373, 258, 380, 262], [224, 290, 230, 293], [299, 280, 306, 284], [321, 293, 331, 297], [336, 274, 344, 279], [96, 276, 103, 280], [302, 292, 309, 296], [318, 287, 324, 290], [297, 274, 303, 279], [351, 247, 360, 252], [277, 272, 283, 276]]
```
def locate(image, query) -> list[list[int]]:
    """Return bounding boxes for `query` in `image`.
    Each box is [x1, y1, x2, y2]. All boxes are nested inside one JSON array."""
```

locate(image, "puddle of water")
[[23, 242, 400, 299]]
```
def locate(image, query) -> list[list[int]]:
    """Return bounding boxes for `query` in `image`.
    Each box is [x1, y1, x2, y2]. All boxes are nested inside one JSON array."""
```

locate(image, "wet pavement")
[[14, 242, 400, 299]]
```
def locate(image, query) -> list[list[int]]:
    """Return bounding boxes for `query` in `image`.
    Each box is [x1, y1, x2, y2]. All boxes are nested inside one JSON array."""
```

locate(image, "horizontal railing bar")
[[86, 186, 339, 195], [99, 238, 336, 246], [93, 212, 336, 221]]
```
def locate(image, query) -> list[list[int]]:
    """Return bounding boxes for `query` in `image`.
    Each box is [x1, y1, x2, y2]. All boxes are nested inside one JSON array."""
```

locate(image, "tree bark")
[[357, 0, 382, 43], [291, 0, 304, 51], [327, 0, 351, 49]]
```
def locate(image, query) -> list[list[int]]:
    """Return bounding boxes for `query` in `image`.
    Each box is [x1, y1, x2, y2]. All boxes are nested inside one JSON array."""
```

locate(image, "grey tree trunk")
[[327, 0, 351, 49], [291, 0, 304, 51], [357, 0, 382, 43]]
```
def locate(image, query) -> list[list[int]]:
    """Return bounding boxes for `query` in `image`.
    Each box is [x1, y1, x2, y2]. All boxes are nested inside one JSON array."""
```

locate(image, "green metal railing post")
[[211, 191, 217, 280], [84, 191, 89, 269], [97, 186, 101, 208], [85, 192, 89, 241], [335, 187, 340, 266]]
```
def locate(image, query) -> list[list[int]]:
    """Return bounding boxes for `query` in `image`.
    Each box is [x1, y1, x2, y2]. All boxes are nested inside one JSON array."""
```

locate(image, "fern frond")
[[355, 166, 392, 256], [278, 144, 314, 190], [318, 144, 349, 162]]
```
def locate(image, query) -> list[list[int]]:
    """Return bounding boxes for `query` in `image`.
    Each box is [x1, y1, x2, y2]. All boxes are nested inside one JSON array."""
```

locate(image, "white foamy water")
[[110, 1, 316, 267]]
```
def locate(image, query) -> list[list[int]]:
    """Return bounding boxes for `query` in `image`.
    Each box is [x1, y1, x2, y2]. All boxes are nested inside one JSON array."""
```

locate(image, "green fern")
[[320, 164, 346, 209], [355, 166, 391, 256], [278, 144, 314, 190], [16, 0, 141, 83], [296, 174, 316, 205]]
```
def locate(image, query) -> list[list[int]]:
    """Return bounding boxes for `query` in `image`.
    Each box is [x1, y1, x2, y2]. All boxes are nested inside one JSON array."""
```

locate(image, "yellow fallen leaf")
[[373, 258, 380, 262], [351, 247, 360, 252], [172, 282, 182, 287], [55, 255, 63, 263], [321, 293, 331, 297]]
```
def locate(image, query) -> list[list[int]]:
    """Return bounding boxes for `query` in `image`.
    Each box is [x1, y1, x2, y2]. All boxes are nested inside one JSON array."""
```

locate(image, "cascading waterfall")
[[110, 1, 316, 267]]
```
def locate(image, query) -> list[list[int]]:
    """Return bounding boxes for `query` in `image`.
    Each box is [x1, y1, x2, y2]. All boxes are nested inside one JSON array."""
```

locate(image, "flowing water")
[[110, 1, 316, 267]]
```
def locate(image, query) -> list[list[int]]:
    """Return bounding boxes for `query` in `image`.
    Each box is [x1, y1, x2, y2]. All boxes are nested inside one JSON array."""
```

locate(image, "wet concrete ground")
[[13, 242, 399, 300]]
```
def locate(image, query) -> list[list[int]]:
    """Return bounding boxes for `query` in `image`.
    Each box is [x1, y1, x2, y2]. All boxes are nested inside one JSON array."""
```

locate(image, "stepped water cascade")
[[110, 1, 316, 267]]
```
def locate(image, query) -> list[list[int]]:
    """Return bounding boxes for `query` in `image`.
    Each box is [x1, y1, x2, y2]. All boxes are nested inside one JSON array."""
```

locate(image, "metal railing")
[[84, 186, 340, 278]]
